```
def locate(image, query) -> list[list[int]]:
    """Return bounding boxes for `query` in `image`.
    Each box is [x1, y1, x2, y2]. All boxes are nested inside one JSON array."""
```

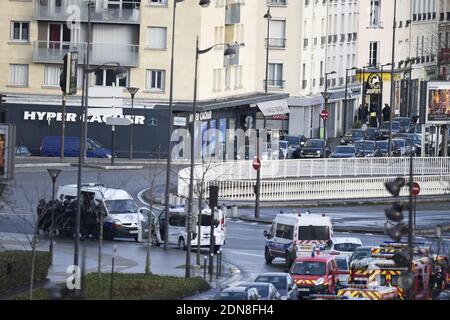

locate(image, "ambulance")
[[263, 212, 334, 266]]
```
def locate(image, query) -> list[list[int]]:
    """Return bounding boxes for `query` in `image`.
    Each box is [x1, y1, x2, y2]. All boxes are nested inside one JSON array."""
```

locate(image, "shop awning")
[[257, 99, 290, 116]]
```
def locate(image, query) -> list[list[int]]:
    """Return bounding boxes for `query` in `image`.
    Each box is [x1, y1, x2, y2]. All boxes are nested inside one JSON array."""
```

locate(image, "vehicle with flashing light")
[[263, 212, 334, 266]]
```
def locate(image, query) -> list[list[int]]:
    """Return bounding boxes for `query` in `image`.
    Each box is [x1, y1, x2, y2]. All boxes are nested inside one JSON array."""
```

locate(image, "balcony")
[[267, 0, 287, 5], [32, 41, 139, 67], [35, 0, 140, 24], [264, 79, 285, 89], [266, 38, 287, 49]]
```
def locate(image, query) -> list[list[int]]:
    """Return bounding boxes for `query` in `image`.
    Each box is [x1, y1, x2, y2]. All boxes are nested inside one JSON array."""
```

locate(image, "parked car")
[[278, 140, 289, 159], [349, 246, 378, 265], [329, 237, 363, 256], [254, 272, 298, 300], [380, 121, 405, 138], [341, 129, 365, 145], [228, 282, 281, 300], [40, 136, 112, 158], [396, 133, 422, 155], [393, 138, 415, 156], [375, 140, 401, 157], [392, 117, 415, 133], [354, 140, 381, 157], [16, 144, 32, 156], [334, 255, 351, 285], [329, 145, 357, 158], [299, 139, 331, 158], [282, 135, 307, 151], [213, 287, 261, 300], [366, 127, 383, 141]]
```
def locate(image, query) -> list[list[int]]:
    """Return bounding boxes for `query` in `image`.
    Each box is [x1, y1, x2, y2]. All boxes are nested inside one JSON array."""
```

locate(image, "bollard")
[[168, 193, 174, 205], [209, 253, 214, 282], [231, 205, 238, 218], [216, 251, 220, 279], [203, 256, 207, 281], [218, 249, 222, 277]]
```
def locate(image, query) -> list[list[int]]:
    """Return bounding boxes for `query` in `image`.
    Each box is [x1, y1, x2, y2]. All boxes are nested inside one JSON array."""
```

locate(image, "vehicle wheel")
[[178, 237, 186, 250], [285, 251, 293, 267], [265, 247, 274, 264]]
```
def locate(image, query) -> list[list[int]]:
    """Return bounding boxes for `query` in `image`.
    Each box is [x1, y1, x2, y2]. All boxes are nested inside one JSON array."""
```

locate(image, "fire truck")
[[348, 243, 436, 300]]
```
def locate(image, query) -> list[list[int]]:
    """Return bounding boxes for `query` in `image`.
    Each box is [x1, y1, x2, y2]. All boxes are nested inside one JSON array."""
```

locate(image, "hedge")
[[0, 250, 50, 295]]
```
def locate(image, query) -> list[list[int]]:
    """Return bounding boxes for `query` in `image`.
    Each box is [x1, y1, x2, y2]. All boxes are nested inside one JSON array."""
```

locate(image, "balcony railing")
[[32, 41, 139, 67], [264, 79, 285, 89], [267, 0, 287, 5], [35, 0, 140, 24], [266, 38, 287, 48]]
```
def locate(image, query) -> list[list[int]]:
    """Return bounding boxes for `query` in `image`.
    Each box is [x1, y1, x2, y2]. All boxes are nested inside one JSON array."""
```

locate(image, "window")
[[369, 41, 379, 66], [268, 20, 286, 48], [95, 68, 128, 87], [9, 64, 29, 86], [147, 27, 167, 49], [369, 0, 381, 27], [10, 21, 29, 41], [44, 65, 63, 86], [275, 223, 294, 239], [148, 0, 168, 5], [268, 63, 283, 87], [146, 69, 165, 91]]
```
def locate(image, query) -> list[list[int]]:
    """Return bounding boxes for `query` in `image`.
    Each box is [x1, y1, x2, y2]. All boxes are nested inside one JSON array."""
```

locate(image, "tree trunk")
[[97, 210, 103, 295], [29, 220, 39, 300], [145, 202, 153, 275]]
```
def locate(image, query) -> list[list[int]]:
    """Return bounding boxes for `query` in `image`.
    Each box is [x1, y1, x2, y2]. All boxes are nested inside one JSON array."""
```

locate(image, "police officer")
[[382, 104, 391, 122]]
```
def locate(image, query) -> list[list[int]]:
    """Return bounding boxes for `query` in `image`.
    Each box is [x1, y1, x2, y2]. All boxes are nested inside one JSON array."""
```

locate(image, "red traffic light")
[[252, 157, 261, 171]]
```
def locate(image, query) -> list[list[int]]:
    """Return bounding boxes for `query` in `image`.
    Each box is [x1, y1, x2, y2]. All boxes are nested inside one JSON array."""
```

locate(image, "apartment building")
[[437, 0, 450, 79], [0, 0, 288, 157]]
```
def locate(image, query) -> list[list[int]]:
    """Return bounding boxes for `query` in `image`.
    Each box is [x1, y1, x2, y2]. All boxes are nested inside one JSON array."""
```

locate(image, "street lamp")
[[73, 62, 126, 269], [127, 87, 139, 160], [47, 168, 61, 265], [321, 71, 336, 158], [186, 38, 236, 278], [343, 67, 358, 133], [163, 0, 211, 251], [388, 0, 398, 157]]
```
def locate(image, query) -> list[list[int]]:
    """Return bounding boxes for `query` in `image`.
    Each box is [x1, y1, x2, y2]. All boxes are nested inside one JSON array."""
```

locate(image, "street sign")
[[320, 110, 329, 120], [105, 117, 132, 126], [252, 157, 261, 171], [412, 182, 420, 196]]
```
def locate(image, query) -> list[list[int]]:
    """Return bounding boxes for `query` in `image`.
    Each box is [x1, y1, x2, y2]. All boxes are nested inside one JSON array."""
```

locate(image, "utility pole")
[[388, 0, 398, 157]]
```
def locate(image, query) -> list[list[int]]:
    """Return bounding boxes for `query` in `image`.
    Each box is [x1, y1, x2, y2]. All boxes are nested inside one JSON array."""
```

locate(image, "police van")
[[153, 204, 226, 251], [263, 212, 334, 266], [57, 184, 150, 242]]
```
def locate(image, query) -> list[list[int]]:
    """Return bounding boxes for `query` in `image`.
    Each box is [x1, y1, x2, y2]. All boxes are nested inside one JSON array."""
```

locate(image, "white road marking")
[[0, 213, 33, 216], [226, 250, 264, 258], [137, 188, 150, 206]]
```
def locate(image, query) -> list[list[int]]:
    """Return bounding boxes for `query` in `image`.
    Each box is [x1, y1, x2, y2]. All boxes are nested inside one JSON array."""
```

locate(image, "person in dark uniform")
[[382, 104, 391, 122]]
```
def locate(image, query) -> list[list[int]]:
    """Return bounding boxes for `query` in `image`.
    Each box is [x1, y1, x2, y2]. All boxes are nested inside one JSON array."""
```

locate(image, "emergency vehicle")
[[348, 242, 434, 300], [289, 251, 340, 298], [264, 212, 333, 266], [336, 284, 399, 300]]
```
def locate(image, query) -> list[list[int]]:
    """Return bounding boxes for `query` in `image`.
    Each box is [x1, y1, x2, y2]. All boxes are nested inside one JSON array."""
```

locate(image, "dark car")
[[213, 287, 261, 300], [380, 121, 404, 138], [234, 282, 281, 300], [392, 117, 415, 133], [375, 140, 400, 157], [254, 272, 298, 300], [282, 135, 307, 150], [397, 133, 423, 155], [366, 127, 383, 140], [299, 139, 331, 158], [341, 129, 365, 145], [354, 140, 381, 157], [330, 145, 357, 158], [349, 246, 378, 265]]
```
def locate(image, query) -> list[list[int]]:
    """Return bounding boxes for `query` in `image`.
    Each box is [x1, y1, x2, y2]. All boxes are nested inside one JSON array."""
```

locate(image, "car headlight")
[[113, 219, 122, 227], [316, 150, 321, 154], [315, 278, 325, 286], [301, 150, 304, 154], [106, 154, 112, 158], [280, 296, 288, 300]]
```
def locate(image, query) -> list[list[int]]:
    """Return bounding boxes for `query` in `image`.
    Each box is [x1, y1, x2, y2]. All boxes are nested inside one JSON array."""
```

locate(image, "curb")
[[239, 215, 450, 235], [80, 164, 144, 170], [16, 163, 73, 168]]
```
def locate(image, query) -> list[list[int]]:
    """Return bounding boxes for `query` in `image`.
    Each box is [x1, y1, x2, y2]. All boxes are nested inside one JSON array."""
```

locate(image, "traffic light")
[[384, 177, 409, 242], [209, 185, 219, 210], [60, 51, 78, 95]]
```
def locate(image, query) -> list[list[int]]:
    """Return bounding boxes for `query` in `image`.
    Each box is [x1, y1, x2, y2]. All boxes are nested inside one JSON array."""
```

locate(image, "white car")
[[329, 237, 362, 256]]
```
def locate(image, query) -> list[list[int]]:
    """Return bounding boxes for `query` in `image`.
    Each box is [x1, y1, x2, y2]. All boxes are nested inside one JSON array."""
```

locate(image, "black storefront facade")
[[5, 92, 288, 159]]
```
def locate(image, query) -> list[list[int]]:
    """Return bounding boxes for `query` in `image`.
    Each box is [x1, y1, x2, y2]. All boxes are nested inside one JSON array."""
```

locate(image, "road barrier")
[[177, 157, 450, 201]]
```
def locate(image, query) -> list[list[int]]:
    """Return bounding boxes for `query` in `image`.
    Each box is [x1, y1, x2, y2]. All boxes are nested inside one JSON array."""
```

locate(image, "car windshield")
[[355, 142, 374, 152], [352, 130, 364, 138], [214, 292, 247, 300], [199, 214, 220, 227], [89, 139, 103, 149], [375, 141, 388, 150], [284, 137, 300, 145], [304, 140, 324, 148], [351, 248, 372, 261], [249, 285, 269, 297], [255, 276, 286, 291], [298, 226, 330, 240], [291, 261, 326, 276], [336, 259, 349, 271], [105, 199, 137, 214], [391, 122, 401, 130], [334, 243, 361, 252], [393, 139, 405, 147], [334, 146, 356, 153], [279, 141, 288, 149]]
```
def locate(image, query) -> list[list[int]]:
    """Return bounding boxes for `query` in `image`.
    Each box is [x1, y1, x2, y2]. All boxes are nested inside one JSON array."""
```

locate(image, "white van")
[[153, 205, 226, 251], [57, 184, 149, 242], [263, 212, 334, 266]]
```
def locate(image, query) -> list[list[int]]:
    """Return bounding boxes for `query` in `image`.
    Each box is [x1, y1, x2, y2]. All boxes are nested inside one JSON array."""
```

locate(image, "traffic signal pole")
[[407, 152, 414, 300], [60, 93, 66, 160]]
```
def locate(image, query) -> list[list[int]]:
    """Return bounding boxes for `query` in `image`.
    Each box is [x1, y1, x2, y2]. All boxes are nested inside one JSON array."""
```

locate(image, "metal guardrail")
[[177, 157, 450, 201], [35, 0, 140, 24], [33, 41, 139, 67]]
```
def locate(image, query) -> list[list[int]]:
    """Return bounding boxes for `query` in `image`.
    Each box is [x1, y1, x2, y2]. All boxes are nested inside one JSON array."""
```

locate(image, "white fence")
[[177, 157, 450, 201]]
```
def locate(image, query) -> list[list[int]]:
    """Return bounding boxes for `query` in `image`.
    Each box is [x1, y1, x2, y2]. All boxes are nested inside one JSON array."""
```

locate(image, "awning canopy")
[[257, 99, 290, 116]]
